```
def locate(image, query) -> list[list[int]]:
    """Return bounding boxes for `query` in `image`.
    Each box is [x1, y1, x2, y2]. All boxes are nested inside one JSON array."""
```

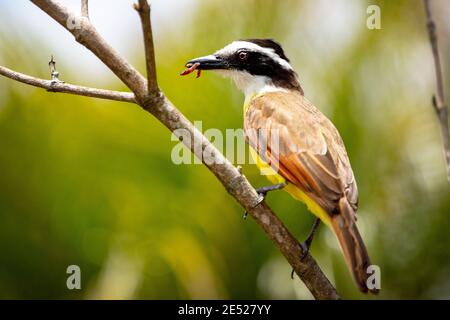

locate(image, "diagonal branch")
[[24, 0, 340, 299], [0, 65, 136, 103], [424, 0, 450, 181], [134, 0, 158, 95]]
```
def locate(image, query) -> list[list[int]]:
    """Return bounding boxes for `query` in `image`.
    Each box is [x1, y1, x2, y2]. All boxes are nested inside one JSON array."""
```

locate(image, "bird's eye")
[[238, 51, 248, 60]]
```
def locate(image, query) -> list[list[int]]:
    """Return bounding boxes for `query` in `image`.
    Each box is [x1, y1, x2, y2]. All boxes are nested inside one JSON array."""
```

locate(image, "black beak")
[[185, 55, 228, 70]]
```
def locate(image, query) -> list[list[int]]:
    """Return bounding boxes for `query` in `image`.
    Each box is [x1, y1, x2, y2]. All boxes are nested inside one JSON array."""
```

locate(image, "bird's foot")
[[300, 217, 321, 259], [243, 183, 286, 219], [291, 218, 321, 279], [299, 238, 313, 260], [243, 194, 264, 220]]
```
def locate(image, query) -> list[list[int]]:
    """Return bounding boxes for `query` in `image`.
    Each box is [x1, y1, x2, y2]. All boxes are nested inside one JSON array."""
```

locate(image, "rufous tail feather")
[[330, 197, 379, 294]]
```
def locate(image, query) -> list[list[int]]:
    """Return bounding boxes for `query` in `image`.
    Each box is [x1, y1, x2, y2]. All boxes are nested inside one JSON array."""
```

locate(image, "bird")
[[183, 39, 377, 294]]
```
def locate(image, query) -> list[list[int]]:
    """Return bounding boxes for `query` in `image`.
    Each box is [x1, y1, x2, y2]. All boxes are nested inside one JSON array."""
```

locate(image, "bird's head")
[[183, 39, 303, 97]]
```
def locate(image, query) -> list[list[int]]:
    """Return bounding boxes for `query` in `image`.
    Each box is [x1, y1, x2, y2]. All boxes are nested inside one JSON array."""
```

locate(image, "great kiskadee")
[[183, 39, 376, 294]]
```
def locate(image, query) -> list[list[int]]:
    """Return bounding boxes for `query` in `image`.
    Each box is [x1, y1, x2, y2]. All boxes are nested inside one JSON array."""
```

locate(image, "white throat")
[[215, 69, 286, 102]]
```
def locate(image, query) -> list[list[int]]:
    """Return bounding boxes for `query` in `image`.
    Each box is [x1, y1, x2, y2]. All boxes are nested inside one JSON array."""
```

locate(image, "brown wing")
[[244, 91, 358, 215]]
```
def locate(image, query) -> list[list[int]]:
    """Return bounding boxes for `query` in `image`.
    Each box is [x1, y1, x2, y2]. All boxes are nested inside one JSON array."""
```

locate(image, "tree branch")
[[424, 0, 450, 181], [0, 65, 135, 103], [134, 0, 158, 95], [30, 0, 148, 100], [81, 0, 89, 19], [23, 0, 339, 299]]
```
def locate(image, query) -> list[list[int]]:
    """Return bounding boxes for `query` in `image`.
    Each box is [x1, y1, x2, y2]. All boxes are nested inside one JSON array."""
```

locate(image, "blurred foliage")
[[0, 0, 450, 299]]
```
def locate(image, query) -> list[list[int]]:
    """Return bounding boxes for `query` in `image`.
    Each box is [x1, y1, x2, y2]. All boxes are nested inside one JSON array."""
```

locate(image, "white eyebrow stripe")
[[214, 41, 293, 71]]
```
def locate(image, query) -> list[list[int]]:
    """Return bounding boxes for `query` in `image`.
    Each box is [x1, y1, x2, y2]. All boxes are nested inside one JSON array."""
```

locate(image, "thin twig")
[[0, 65, 136, 103], [134, 0, 158, 95], [26, 0, 339, 299], [81, 0, 89, 18], [424, 0, 450, 181], [30, 0, 148, 99], [48, 55, 61, 82]]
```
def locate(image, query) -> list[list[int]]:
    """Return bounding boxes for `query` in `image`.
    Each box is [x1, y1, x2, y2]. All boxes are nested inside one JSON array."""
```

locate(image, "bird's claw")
[[299, 240, 311, 261], [243, 194, 265, 219], [255, 193, 265, 205], [290, 241, 311, 279], [243, 184, 286, 220]]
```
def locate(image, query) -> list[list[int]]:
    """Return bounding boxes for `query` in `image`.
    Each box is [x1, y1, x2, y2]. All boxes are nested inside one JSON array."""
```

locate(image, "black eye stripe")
[[219, 48, 301, 91]]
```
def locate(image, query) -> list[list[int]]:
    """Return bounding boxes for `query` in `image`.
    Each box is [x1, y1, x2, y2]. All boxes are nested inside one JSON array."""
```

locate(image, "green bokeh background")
[[0, 0, 450, 299]]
